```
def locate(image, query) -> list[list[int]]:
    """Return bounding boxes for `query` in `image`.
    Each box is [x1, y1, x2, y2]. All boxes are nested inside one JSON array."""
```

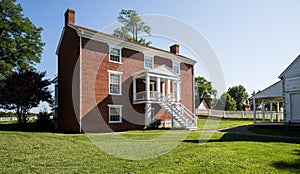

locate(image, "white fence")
[[0, 116, 38, 122], [195, 109, 284, 121]]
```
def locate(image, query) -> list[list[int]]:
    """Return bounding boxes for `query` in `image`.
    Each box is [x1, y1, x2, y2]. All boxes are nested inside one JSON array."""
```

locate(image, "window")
[[109, 47, 122, 63], [108, 70, 123, 95], [172, 61, 180, 74], [144, 56, 153, 69], [108, 105, 123, 123]]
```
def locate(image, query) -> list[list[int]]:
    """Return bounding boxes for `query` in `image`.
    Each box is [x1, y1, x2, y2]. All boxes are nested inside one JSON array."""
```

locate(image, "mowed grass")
[[197, 116, 253, 130], [1, 120, 300, 173]]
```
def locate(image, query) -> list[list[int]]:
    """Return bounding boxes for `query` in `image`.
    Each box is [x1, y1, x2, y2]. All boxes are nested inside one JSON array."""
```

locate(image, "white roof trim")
[[55, 27, 65, 55], [279, 54, 300, 78], [67, 24, 196, 65], [132, 64, 179, 79]]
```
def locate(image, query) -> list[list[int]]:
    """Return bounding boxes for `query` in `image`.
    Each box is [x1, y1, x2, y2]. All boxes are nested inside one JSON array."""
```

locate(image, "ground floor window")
[[108, 105, 123, 123]]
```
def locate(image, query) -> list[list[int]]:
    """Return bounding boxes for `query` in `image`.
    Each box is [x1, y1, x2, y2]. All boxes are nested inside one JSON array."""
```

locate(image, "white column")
[[277, 102, 280, 121], [145, 102, 152, 127], [162, 82, 165, 97], [270, 102, 273, 122], [156, 77, 161, 100], [262, 102, 265, 122], [176, 80, 180, 102], [146, 75, 150, 100], [166, 79, 170, 99], [133, 78, 136, 101], [253, 98, 256, 123]]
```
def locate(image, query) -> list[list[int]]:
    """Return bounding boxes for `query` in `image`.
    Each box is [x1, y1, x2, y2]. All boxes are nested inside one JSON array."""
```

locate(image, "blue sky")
[[16, 0, 300, 111]]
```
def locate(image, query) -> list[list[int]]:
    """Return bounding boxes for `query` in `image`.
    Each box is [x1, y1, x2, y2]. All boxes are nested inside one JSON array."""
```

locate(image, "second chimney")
[[64, 9, 75, 26], [170, 44, 179, 54]]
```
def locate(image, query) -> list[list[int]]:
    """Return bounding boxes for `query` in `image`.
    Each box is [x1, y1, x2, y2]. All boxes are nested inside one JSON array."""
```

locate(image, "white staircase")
[[158, 95, 197, 130]]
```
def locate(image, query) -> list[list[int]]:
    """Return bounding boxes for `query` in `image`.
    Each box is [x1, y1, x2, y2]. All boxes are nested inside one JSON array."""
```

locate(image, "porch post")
[[270, 102, 273, 122], [176, 80, 180, 102], [277, 102, 280, 121], [253, 98, 256, 123], [146, 74, 150, 100], [145, 102, 152, 127], [262, 102, 265, 122], [166, 79, 170, 99], [156, 77, 161, 100], [133, 78, 136, 101], [162, 82, 165, 97]]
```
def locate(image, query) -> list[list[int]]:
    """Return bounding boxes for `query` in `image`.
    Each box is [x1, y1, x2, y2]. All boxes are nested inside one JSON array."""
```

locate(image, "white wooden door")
[[291, 93, 300, 120]]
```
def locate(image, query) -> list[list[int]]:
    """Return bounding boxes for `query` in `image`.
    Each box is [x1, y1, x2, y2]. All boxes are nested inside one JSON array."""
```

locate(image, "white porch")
[[250, 81, 284, 125], [132, 65, 181, 104], [131, 65, 197, 129]]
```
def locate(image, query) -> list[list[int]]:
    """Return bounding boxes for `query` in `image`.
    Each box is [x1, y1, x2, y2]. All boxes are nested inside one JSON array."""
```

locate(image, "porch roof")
[[132, 65, 179, 80], [250, 80, 283, 101]]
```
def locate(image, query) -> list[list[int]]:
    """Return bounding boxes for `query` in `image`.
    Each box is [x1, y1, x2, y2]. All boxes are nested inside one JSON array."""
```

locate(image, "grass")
[[1, 119, 300, 173], [197, 116, 253, 130]]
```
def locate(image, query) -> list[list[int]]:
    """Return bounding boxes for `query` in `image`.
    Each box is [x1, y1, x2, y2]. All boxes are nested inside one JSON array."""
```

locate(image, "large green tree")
[[224, 92, 237, 111], [113, 9, 151, 45], [0, 71, 52, 124], [0, 0, 44, 79], [195, 76, 217, 106], [227, 85, 248, 111]]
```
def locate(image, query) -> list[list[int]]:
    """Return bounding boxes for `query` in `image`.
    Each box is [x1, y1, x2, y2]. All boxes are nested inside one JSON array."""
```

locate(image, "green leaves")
[[0, 0, 44, 79], [195, 76, 217, 106], [0, 71, 52, 124], [113, 9, 151, 45]]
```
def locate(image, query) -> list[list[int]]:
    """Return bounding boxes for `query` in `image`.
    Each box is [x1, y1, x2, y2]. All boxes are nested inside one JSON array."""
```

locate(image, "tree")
[[224, 93, 237, 111], [113, 9, 151, 45], [0, 71, 52, 124], [227, 85, 248, 111], [195, 76, 217, 106], [0, 0, 44, 80]]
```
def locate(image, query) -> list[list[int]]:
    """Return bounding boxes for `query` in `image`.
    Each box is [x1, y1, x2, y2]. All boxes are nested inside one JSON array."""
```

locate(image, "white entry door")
[[291, 93, 300, 121]]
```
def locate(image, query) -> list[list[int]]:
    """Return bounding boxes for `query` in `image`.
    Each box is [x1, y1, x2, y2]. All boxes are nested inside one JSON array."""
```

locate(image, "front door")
[[291, 93, 300, 121]]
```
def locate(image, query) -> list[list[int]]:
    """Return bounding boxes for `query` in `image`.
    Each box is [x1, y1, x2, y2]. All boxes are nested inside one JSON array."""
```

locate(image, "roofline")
[[278, 54, 300, 78], [250, 80, 282, 99], [57, 23, 197, 65]]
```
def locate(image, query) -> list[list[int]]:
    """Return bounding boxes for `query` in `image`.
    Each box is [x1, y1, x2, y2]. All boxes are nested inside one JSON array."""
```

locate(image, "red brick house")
[[55, 9, 197, 132]]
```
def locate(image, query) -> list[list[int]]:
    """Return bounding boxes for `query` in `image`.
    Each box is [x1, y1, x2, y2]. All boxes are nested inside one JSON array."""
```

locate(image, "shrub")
[[148, 119, 162, 129]]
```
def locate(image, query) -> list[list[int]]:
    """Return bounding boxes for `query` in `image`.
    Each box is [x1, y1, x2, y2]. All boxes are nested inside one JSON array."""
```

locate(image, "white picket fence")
[[195, 109, 284, 121]]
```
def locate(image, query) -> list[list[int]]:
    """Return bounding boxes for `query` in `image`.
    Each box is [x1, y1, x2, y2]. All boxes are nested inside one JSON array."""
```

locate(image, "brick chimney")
[[64, 9, 75, 26], [170, 44, 179, 54]]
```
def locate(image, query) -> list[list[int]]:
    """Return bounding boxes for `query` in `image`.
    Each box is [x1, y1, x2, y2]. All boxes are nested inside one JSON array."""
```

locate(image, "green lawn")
[[1, 120, 300, 173], [197, 116, 253, 130]]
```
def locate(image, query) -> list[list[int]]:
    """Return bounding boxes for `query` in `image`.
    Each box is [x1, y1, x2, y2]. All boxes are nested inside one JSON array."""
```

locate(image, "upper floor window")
[[144, 56, 153, 69], [108, 70, 123, 95], [109, 47, 122, 64], [173, 61, 180, 74]]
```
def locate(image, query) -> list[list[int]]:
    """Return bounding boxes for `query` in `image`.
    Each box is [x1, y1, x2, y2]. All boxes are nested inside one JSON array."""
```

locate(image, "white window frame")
[[144, 56, 154, 69], [109, 46, 122, 64], [108, 70, 123, 95], [108, 104, 123, 123], [172, 61, 180, 74]]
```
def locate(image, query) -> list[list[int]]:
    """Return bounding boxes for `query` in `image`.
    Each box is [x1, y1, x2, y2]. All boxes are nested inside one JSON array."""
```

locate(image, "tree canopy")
[[113, 9, 151, 45], [0, 71, 52, 124], [195, 76, 217, 106], [0, 0, 44, 79], [224, 92, 237, 111], [227, 85, 248, 111]]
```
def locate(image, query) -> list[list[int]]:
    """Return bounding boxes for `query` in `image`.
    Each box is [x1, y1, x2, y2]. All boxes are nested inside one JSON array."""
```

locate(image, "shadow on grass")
[[184, 127, 300, 144], [271, 150, 300, 171], [0, 121, 54, 133]]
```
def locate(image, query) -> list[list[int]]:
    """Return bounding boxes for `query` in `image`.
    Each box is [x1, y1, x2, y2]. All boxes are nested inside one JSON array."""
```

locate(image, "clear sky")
[[16, 0, 300, 111]]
